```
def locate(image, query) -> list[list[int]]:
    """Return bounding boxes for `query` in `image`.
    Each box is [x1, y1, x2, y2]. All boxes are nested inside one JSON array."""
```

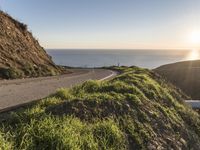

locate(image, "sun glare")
[[189, 30, 200, 45], [187, 49, 200, 60]]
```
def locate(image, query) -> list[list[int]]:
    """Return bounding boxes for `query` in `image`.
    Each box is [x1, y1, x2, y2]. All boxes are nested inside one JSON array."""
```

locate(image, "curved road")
[[0, 69, 117, 111]]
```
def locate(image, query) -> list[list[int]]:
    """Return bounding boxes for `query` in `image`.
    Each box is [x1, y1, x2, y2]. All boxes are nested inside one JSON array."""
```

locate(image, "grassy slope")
[[155, 60, 200, 99], [0, 66, 200, 149]]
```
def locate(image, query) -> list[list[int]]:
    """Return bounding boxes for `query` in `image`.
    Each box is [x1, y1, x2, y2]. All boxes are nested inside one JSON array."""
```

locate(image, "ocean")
[[46, 49, 194, 69]]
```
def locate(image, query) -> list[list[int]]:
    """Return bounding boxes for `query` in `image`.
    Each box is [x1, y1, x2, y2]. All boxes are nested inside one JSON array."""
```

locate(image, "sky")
[[1, 0, 200, 49]]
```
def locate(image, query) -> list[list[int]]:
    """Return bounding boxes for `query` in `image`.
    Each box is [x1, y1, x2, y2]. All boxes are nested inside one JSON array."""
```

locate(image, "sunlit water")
[[47, 49, 200, 69], [186, 49, 200, 60]]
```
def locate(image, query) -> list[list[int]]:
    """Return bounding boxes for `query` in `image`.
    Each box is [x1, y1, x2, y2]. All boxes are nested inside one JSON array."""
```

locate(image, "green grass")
[[0, 66, 200, 149]]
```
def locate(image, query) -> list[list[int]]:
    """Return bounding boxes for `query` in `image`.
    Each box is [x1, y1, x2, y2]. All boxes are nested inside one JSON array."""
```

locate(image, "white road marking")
[[99, 70, 117, 81]]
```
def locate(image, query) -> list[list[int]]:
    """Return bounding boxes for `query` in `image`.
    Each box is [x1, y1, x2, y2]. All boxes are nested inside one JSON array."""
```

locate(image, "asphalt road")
[[0, 69, 117, 111]]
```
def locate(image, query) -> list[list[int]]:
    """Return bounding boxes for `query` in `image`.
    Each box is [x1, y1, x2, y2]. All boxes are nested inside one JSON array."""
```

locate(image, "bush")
[[0, 67, 24, 79]]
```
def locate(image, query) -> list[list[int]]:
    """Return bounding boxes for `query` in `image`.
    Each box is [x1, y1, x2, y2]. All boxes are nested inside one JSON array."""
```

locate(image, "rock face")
[[155, 60, 200, 99], [0, 11, 60, 79]]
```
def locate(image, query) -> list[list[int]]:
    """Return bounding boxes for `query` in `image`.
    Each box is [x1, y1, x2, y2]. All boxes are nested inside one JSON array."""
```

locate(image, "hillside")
[[155, 60, 200, 99], [0, 66, 200, 149], [0, 11, 61, 79]]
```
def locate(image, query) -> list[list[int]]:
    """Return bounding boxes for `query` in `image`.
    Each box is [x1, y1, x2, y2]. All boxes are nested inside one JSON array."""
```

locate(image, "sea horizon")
[[47, 49, 197, 69]]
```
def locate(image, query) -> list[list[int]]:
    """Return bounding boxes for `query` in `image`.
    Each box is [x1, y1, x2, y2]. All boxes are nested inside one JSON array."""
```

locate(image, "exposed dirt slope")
[[0, 11, 61, 79]]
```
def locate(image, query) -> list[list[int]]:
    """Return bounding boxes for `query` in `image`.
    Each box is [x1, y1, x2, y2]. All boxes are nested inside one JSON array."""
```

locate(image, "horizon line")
[[45, 48, 194, 51]]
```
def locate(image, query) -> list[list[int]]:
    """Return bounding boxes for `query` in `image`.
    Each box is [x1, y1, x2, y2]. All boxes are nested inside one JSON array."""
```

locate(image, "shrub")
[[0, 67, 24, 79]]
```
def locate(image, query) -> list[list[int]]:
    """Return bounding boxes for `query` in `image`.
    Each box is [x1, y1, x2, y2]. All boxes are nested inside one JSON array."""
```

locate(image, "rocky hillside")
[[155, 60, 200, 99], [0, 11, 61, 79], [0, 66, 200, 149]]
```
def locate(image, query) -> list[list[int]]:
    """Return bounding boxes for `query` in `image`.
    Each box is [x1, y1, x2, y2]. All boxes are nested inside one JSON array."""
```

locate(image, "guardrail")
[[185, 100, 200, 109]]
